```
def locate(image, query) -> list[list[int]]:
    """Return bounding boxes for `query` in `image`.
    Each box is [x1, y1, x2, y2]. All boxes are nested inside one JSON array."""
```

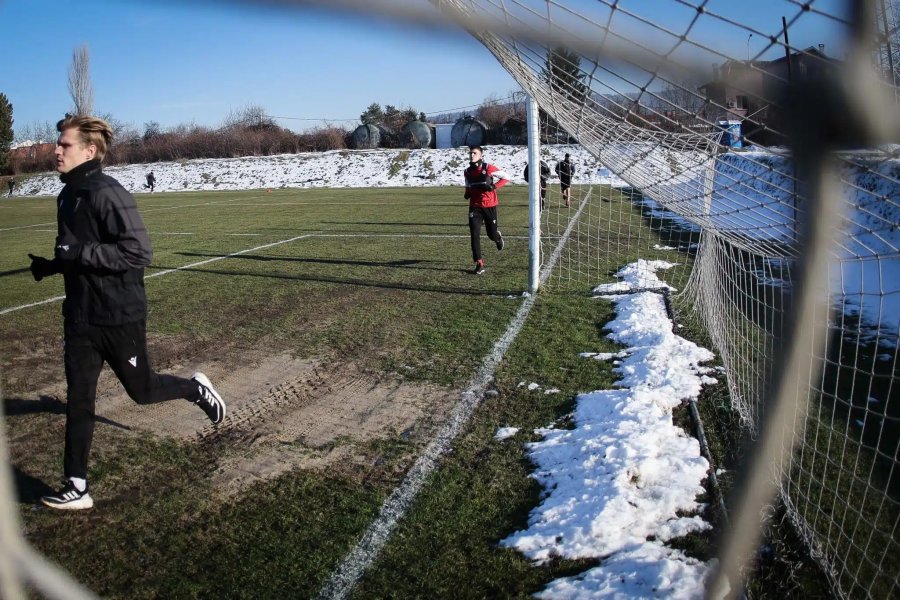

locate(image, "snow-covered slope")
[[14, 145, 620, 197]]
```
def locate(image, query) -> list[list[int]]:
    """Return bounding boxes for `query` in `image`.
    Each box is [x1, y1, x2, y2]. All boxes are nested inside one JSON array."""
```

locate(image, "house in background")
[[8, 141, 55, 173], [700, 45, 835, 146]]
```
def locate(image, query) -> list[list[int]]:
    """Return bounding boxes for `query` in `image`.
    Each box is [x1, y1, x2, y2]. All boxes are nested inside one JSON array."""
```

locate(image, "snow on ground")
[[714, 153, 899, 346], [495, 427, 520, 441], [503, 261, 716, 599], [12, 144, 624, 197], [622, 149, 898, 349]]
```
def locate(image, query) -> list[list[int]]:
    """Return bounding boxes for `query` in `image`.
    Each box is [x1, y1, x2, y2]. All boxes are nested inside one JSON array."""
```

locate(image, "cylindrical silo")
[[400, 120, 432, 149], [450, 117, 487, 147], [351, 123, 381, 149]]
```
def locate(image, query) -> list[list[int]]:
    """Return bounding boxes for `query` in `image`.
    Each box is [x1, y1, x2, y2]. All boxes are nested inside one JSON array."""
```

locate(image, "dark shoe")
[[473, 259, 486, 275], [495, 232, 504, 251], [41, 481, 93, 510], [192, 372, 226, 424]]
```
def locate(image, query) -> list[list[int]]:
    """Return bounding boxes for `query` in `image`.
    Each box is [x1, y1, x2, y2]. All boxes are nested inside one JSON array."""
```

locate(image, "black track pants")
[[468, 206, 499, 262], [63, 320, 197, 479]]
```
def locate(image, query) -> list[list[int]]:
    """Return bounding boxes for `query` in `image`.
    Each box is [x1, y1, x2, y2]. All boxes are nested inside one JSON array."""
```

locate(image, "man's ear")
[[85, 144, 98, 160]]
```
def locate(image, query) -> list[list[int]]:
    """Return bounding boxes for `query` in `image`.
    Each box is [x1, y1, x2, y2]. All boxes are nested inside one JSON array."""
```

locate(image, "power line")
[[265, 93, 521, 124]]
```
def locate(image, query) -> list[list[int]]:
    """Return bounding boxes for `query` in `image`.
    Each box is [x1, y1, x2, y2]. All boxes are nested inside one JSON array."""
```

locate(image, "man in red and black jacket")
[[463, 145, 510, 274]]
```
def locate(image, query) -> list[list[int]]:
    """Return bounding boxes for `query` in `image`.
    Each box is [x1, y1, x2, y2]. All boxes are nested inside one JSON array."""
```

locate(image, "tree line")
[[1, 44, 586, 176]]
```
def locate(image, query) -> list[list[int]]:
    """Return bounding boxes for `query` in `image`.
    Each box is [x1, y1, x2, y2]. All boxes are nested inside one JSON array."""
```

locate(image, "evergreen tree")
[[541, 47, 587, 103], [360, 103, 384, 125], [0, 93, 13, 173]]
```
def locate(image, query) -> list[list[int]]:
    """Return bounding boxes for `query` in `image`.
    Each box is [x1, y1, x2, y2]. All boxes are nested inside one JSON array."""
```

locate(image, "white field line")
[[0, 233, 315, 317], [314, 233, 472, 239], [0, 221, 55, 232], [0, 194, 267, 233], [315, 194, 588, 600]]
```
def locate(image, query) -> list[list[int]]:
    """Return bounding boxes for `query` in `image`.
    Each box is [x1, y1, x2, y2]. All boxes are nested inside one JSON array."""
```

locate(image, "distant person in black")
[[28, 115, 226, 511], [555, 153, 575, 208], [6, 178, 14, 198], [523, 159, 550, 211], [145, 171, 156, 192]]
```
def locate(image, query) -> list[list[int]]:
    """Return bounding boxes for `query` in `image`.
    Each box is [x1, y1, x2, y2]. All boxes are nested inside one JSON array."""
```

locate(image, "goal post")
[[526, 95, 541, 294]]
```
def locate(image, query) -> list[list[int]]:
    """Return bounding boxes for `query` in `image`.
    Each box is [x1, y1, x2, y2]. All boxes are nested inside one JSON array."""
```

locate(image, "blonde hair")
[[57, 115, 113, 161]]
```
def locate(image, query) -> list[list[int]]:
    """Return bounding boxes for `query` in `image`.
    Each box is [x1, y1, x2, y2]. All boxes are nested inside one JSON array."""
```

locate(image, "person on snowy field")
[[523, 159, 550, 211], [27, 115, 226, 511], [145, 171, 155, 192], [463, 145, 510, 275], [6, 178, 14, 198], [555, 153, 575, 207]]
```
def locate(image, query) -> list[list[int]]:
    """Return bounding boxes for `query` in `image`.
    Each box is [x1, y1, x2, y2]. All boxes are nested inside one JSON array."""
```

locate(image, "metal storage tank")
[[499, 117, 526, 145], [400, 120, 432, 149], [351, 123, 381, 149], [450, 116, 487, 147]]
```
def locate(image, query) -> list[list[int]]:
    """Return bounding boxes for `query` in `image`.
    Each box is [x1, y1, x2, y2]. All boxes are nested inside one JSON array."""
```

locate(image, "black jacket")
[[555, 159, 575, 181], [523, 160, 550, 182], [54, 159, 153, 325]]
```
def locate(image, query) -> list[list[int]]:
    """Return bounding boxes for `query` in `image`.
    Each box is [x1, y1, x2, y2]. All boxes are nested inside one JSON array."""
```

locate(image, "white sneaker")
[[191, 372, 226, 424], [41, 481, 94, 510]]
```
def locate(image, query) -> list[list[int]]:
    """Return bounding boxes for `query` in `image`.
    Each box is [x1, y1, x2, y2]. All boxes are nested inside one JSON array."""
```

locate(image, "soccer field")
[[1, 186, 540, 388], [4, 184, 688, 598]]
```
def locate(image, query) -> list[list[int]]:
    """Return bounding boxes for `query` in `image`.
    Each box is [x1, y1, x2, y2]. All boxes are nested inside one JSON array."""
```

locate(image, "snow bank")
[[13, 144, 625, 197], [503, 261, 716, 598]]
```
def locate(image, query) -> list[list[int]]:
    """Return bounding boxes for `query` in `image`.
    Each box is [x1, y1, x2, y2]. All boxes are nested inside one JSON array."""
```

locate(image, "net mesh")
[[430, 0, 900, 597]]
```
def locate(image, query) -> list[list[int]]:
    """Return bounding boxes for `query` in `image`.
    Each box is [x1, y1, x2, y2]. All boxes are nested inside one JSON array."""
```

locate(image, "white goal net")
[[426, 0, 899, 598]]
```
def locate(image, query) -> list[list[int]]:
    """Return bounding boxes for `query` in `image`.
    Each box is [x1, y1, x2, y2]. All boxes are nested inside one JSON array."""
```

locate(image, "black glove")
[[28, 254, 57, 281], [464, 192, 470, 200], [486, 183, 495, 192], [55, 241, 82, 261]]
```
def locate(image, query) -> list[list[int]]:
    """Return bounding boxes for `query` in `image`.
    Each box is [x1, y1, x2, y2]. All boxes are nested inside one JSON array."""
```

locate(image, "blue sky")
[[2, 1, 520, 137], [1, 0, 848, 139]]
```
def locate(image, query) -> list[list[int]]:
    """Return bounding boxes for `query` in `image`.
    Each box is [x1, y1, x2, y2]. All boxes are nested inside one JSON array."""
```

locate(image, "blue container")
[[717, 120, 743, 148]]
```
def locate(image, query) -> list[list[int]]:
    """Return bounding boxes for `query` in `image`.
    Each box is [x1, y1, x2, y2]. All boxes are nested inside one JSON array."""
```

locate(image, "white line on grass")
[[0, 194, 267, 234], [0, 221, 55, 232], [315, 193, 590, 600], [0, 233, 315, 316]]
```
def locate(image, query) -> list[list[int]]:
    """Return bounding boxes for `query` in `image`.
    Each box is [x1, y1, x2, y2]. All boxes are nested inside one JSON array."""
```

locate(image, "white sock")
[[69, 477, 87, 493]]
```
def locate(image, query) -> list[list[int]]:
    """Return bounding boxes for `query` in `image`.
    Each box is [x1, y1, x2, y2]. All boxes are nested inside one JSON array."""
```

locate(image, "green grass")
[[352, 294, 621, 599], [0, 184, 824, 598]]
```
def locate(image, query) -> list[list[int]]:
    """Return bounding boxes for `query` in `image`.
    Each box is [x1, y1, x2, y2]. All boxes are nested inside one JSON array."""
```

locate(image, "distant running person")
[[463, 145, 510, 275], [145, 171, 156, 192], [6, 178, 14, 197], [555, 153, 575, 207], [28, 115, 226, 511]]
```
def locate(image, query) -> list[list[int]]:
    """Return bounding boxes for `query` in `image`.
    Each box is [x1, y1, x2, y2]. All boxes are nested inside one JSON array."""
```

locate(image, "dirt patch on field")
[[16, 350, 457, 499]]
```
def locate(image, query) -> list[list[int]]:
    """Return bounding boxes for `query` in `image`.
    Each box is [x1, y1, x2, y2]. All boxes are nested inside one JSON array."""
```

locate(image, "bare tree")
[[476, 93, 515, 129], [876, 0, 900, 89], [658, 77, 709, 130], [14, 120, 59, 145], [223, 104, 276, 130], [68, 44, 94, 116]]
